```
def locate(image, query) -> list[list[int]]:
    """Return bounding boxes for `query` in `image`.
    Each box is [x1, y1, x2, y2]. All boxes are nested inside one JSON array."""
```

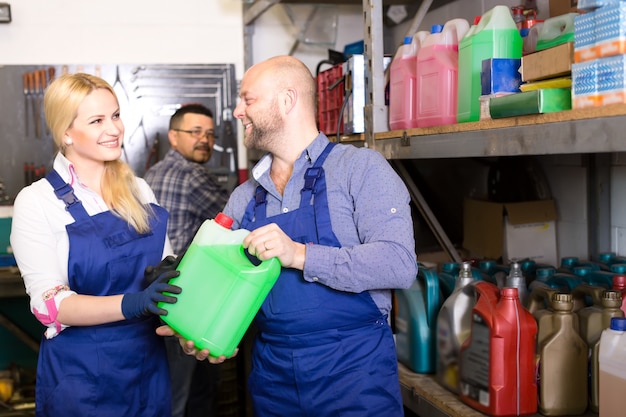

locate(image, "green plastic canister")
[[159, 212, 282, 357], [457, 5, 522, 123]]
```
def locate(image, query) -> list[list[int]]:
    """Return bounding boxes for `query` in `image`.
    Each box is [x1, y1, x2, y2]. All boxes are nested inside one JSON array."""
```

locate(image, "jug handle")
[[527, 286, 558, 316], [418, 264, 441, 328], [539, 12, 576, 40], [473, 280, 501, 305], [571, 283, 606, 309], [241, 246, 283, 270]]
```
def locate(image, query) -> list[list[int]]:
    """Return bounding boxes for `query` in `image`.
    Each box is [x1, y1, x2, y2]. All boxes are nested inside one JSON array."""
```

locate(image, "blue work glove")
[[121, 270, 181, 319], [144, 255, 180, 284]]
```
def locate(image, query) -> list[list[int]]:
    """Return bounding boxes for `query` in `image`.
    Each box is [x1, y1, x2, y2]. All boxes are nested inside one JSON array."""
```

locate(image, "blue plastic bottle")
[[439, 262, 460, 299], [395, 264, 441, 373]]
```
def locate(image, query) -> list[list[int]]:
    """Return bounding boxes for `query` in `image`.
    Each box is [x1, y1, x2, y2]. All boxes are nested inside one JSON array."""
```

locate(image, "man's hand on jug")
[[155, 325, 238, 364], [243, 223, 305, 270]]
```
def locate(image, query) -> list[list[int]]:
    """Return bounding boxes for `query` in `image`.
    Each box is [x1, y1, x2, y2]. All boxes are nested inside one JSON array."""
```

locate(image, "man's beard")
[[244, 126, 271, 151], [244, 105, 283, 151]]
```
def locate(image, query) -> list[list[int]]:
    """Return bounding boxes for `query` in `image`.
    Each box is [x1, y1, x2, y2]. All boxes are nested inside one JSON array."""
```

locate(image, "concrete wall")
[[0, 0, 244, 74]]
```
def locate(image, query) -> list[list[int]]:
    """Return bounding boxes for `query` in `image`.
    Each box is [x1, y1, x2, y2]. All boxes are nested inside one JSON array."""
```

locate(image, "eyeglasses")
[[173, 128, 217, 140]]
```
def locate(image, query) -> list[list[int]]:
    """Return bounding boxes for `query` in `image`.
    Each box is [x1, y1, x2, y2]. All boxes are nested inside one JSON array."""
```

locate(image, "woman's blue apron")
[[241, 143, 403, 417], [35, 170, 172, 417]]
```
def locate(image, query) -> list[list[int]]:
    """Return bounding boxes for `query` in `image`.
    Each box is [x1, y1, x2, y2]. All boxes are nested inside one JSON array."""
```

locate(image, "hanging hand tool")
[[34, 165, 46, 181], [32, 71, 41, 139], [23, 162, 29, 187], [48, 66, 56, 83], [23, 72, 30, 137], [39, 69, 48, 137], [23, 162, 35, 186], [47, 67, 56, 137], [40, 67, 55, 137]]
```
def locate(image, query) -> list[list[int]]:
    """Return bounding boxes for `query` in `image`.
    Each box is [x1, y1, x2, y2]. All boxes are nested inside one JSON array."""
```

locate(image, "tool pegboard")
[[0, 63, 239, 202]]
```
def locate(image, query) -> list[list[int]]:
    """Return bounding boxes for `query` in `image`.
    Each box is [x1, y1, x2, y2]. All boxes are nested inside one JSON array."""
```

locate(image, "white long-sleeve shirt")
[[10, 153, 173, 338]]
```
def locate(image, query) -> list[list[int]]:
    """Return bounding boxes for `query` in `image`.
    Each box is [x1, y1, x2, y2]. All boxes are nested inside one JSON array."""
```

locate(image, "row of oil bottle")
[[394, 254, 626, 416]]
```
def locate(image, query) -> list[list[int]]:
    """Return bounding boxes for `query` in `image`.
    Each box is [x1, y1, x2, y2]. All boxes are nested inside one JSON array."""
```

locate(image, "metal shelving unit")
[[243, 0, 626, 159], [241, 0, 623, 262], [356, 0, 626, 159], [348, 104, 626, 159]]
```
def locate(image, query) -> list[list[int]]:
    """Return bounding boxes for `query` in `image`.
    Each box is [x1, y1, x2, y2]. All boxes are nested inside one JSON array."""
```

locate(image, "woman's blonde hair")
[[44, 73, 153, 234]]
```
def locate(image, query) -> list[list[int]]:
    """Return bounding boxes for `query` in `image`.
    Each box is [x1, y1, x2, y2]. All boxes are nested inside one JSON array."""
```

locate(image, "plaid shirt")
[[144, 149, 230, 254]]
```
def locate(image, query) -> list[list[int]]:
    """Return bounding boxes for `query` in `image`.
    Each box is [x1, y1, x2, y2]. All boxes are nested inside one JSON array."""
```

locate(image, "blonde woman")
[[10, 73, 180, 416]]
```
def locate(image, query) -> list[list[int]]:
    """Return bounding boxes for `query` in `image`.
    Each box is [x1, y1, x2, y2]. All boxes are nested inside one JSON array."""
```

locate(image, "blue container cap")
[[536, 267, 556, 279], [441, 262, 458, 273], [573, 266, 592, 276], [561, 256, 579, 267], [611, 317, 626, 331], [431, 24, 443, 34], [520, 28, 530, 37], [403, 36, 412, 45]]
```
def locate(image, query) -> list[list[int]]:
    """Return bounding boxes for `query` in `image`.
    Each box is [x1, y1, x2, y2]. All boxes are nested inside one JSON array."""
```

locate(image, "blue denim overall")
[[35, 170, 172, 417], [241, 143, 403, 416]]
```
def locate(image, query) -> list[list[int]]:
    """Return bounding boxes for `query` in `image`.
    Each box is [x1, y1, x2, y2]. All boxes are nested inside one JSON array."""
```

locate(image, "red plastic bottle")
[[459, 284, 538, 416], [613, 275, 626, 315]]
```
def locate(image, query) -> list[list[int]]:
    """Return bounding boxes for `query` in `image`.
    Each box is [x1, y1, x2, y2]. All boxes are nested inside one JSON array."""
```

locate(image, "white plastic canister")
[[599, 317, 626, 417]]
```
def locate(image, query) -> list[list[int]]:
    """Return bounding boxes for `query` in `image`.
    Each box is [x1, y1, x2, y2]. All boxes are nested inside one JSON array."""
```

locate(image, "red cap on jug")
[[215, 212, 234, 229]]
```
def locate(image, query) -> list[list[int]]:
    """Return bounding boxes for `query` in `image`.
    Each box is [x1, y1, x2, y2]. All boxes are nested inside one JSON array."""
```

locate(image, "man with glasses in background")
[[145, 103, 230, 417]]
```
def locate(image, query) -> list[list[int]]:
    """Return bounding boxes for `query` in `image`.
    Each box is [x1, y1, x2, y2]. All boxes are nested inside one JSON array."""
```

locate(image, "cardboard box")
[[521, 42, 574, 82], [463, 199, 558, 266], [550, 0, 578, 17], [481, 58, 522, 95], [575, 12, 597, 63], [572, 59, 600, 108], [595, 2, 626, 59]]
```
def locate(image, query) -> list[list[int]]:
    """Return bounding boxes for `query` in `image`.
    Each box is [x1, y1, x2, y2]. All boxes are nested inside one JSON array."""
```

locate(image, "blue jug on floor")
[[395, 263, 442, 373]]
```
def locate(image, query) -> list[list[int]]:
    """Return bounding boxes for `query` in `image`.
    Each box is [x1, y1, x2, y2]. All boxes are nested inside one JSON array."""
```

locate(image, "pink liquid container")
[[416, 19, 469, 128], [388, 31, 428, 130]]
